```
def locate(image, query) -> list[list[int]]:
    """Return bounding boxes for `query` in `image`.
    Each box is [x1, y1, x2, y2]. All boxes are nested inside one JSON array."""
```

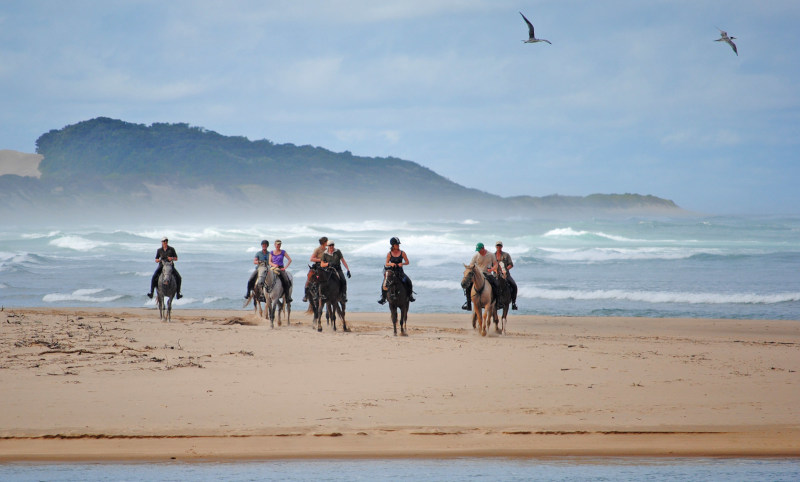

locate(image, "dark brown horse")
[[385, 268, 409, 336], [492, 262, 511, 334], [306, 265, 349, 332]]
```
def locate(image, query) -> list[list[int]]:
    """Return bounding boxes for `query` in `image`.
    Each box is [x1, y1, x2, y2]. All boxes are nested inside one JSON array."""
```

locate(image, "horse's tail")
[[243, 294, 252, 308]]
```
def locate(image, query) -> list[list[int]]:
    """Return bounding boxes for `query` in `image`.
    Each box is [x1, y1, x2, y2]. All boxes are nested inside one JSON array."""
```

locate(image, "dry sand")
[[1, 307, 798, 461]]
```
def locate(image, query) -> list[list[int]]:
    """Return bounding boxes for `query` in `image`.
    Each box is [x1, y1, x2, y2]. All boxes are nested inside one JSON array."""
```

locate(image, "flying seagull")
[[715, 28, 738, 55], [520, 12, 551, 45]]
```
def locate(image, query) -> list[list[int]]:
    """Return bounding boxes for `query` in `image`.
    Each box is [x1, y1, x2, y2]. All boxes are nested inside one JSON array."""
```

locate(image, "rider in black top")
[[147, 237, 182, 299], [378, 237, 415, 304]]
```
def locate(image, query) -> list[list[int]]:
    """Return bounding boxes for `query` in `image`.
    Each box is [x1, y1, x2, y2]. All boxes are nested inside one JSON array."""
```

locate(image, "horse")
[[264, 266, 292, 328], [461, 263, 495, 336], [313, 266, 349, 332], [492, 261, 510, 334], [305, 265, 325, 332], [385, 267, 409, 336], [156, 259, 177, 322], [244, 263, 270, 320]]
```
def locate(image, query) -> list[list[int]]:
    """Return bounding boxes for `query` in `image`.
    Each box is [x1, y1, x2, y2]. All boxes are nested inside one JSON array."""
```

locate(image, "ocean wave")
[[20, 230, 62, 239], [415, 279, 462, 290], [49, 236, 110, 251], [543, 227, 643, 242], [539, 247, 706, 262], [517, 286, 800, 305], [0, 252, 49, 272], [43, 288, 124, 303]]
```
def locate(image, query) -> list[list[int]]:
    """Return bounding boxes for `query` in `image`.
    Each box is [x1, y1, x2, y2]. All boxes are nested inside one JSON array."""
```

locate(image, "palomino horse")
[[492, 261, 510, 334], [461, 263, 495, 336], [156, 259, 177, 322], [385, 267, 409, 336]]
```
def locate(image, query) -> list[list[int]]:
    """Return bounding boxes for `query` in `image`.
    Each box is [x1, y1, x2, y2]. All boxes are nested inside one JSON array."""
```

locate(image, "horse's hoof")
[[401, 332, 408, 337]]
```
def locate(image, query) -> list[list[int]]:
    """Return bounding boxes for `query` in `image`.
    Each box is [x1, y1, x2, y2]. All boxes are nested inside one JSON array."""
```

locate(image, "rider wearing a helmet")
[[245, 239, 270, 299], [378, 237, 415, 304]]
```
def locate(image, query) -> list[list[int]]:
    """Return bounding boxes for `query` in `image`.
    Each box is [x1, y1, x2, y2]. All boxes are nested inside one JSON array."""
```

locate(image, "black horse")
[[306, 265, 349, 332], [385, 267, 409, 336]]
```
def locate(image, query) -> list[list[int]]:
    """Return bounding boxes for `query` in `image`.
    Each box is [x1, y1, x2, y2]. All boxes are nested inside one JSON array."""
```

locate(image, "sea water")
[[1, 215, 799, 319], [1, 457, 799, 480]]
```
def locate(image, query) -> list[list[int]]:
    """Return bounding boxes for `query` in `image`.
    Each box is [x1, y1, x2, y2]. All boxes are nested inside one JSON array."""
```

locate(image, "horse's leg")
[[339, 301, 349, 332], [400, 304, 408, 336], [390, 303, 397, 336]]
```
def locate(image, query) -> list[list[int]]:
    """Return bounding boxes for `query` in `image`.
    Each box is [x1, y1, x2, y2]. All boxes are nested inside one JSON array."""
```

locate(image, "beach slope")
[[1, 308, 798, 460]]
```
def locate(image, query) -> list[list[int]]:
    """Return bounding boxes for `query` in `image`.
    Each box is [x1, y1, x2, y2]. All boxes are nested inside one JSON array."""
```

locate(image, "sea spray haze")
[[1, 216, 799, 320]]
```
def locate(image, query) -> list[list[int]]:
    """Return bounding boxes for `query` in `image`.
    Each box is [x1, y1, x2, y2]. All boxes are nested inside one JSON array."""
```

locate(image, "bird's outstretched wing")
[[519, 12, 535, 39]]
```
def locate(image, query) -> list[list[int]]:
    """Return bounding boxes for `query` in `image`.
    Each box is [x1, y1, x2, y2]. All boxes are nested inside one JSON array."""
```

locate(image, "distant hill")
[[1, 117, 683, 224]]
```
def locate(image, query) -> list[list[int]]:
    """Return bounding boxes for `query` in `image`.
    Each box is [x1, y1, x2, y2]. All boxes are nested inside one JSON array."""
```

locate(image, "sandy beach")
[[1, 307, 798, 461]]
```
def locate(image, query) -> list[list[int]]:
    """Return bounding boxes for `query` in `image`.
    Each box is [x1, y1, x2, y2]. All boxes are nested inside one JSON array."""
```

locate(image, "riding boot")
[[147, 272, 158, 298], [461, 292, 471, 311], [377, 289, 387, 305], [511, 281, 518, 310], [405, 279, 415, 302], [281, 276, 292, 302], [341, 280, 347, 303], [176, 277, 183, 299], [302, 280, 309, 302]]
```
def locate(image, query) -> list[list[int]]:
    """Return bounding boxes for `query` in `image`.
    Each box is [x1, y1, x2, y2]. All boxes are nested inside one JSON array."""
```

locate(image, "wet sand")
[[1, 308, 798, 460]]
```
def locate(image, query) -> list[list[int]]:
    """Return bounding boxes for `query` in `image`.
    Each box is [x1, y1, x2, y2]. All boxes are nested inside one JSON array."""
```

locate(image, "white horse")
[[461, 263, 495, 336], [492, 261, 510, 335], [264, 266, 292, 328], [156, 259, 177, 322]]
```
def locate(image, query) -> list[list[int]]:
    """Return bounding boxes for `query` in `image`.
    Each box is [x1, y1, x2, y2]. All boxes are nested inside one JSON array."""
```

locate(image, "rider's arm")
[[401, 251, 410, 266], [268, 252, 277, 268], [341, 257, 350, 271], [283, 253, 292, 269], [384, 252, 392, 267]]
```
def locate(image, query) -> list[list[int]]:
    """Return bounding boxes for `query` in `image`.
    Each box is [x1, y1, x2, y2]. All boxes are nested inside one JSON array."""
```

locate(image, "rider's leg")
[[174, 269, 183, 299], [405, 276, 415, 302], [280, 271, 293, 302], [147, 265, 162, 298], [510, 276, 518, 310], [338, 268, 347, 302], [378, 271, 388, 304], [245, 270, 257, 298], [462, 282, 472, 310], [302, 269, 312, 302]]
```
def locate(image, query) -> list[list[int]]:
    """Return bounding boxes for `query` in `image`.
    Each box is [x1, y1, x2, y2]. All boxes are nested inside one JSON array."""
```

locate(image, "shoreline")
[[1, 308, 798, 461]]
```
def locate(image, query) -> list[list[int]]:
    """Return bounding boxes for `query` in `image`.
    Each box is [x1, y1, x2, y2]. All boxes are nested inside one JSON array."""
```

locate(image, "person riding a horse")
[[302, 236, 328, 302], [494, 241, 518, 310], [378, 236, 415, 304], [269, 240, 293, 303], [461, 242, 498, 311], [320, 240, 351, 302], [245, 240, 270, 299], [147, 237, 183, 299]]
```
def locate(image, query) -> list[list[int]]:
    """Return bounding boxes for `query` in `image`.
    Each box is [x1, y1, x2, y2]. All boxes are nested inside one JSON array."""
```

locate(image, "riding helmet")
[[390, 237, 401, 246], [261, 239, 269, 246]]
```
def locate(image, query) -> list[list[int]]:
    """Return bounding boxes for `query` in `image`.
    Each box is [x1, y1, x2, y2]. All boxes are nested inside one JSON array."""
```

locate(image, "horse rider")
[[320, 240, 351, 302], [494, 241, 518, 310], [244, 239, 269, 299], [302, 236, 328, 302], [269, 240, 293, 302], [378, 236, 415, 304], [461, 242, 498, 311], [147, 237, 182, 299]]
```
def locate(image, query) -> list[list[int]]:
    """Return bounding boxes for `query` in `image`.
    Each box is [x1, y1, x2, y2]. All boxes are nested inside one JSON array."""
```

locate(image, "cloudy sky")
[[1, 1, 799, 214]]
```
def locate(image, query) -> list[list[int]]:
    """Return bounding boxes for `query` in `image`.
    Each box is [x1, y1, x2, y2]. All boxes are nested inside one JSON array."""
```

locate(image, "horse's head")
[[461, 264, 475, 288], [497, 261, 507, 279]]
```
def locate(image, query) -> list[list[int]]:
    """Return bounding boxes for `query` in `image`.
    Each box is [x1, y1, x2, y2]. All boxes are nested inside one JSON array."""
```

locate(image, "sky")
[[1, 1, 799, 215]]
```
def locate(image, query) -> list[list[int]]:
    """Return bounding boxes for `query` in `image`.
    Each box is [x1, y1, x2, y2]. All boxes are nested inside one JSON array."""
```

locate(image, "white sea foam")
[[539, 247, 706, 262], [49, 236, 109, 251], [416, 279, 462, 291], [517, 286, 800, 305], [543, 227, 643, 242], [21, 230, 61, 239], [202, 297, 222, 304], [43, 288, 123, 303]]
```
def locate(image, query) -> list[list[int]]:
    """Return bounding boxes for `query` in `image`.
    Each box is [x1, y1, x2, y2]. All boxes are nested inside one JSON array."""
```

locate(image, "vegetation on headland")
[[1, 117, 682, 223]]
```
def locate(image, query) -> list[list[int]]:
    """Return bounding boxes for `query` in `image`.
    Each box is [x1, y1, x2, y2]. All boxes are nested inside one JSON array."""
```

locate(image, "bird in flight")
[[715, 28, 738, 55], [520, 12, 551, 45]]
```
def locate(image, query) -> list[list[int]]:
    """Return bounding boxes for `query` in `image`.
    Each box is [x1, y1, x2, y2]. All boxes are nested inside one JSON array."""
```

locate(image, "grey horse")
[[157, 259, 177, 322], [264, 266, 292, 328]]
